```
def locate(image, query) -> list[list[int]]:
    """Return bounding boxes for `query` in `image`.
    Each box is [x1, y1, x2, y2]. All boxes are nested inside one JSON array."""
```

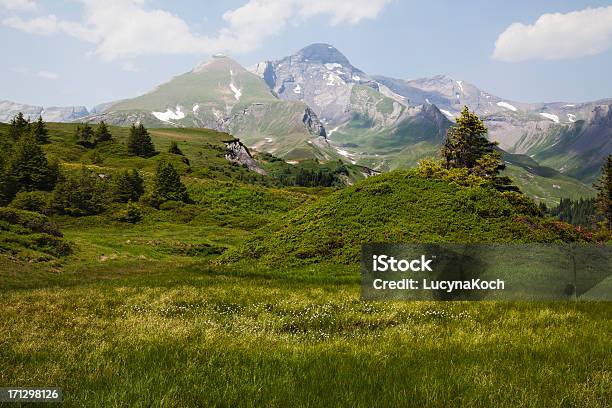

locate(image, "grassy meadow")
[[0, 122, 610, 407]]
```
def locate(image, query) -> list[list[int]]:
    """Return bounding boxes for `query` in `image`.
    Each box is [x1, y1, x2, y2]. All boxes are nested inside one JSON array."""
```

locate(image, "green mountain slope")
[[85, 56, 326, 159]]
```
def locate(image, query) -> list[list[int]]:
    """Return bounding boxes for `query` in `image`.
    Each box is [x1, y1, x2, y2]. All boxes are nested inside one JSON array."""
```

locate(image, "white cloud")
[[298, 0, 393, 25], [121, 62, 140, 72], [1, 0, 392, 60], [493, 6, 612, 62], [38, 70, 58, 79], [0, 0, 37, 11]]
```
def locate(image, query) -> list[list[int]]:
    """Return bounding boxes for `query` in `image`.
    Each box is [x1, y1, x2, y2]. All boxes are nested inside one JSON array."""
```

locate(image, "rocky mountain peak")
[[295, 43, 351, 65]]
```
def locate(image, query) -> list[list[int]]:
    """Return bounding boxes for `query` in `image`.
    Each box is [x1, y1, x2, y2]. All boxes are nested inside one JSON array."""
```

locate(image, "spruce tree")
[[93, 121, 113, 144], [153, 160, 189, 203], [8, 112, 30, 140], [594, 155, 612, 230], [30, 116, 49, 144], [127, 124, 156, 157]]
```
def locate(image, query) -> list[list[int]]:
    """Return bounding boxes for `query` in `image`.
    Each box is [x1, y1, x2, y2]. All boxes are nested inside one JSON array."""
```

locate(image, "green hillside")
[[220, 170, 588, 266]]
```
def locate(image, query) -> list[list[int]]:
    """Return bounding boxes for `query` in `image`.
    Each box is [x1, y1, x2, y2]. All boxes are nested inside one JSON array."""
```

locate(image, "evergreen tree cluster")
[[127, 124, 156, 157], [548, 197, 597, 227], [75, 121, 113, 148], [1, 113, 189, 220], [0, 114, 57, 204]]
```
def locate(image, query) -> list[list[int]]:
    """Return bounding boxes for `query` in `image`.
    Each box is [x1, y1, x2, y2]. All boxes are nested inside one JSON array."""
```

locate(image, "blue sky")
[[1, 0, 612, 108]]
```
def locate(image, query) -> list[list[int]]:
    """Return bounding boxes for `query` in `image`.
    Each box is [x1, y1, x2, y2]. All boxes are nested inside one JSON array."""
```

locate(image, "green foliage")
[[93, 121, 113, 144], [548, 197, 597, 227], [8, 112, 30, 140], [120, 200, 142, 223], [127, 124, 156, 157], [441, 106, 501, 170], [112, 169, 145, 203], [168, 140, 184, 155], [0, 207, 70, 258], [594, 155, 612, 229], [52, 167, 110, 216], [221, 170, 589, 266], [0, 133, 58, 203], [75, 123, 95, 147], [152, 160, 190, 204], [9, 191, 52, 215], [30, 116, 49, 144]]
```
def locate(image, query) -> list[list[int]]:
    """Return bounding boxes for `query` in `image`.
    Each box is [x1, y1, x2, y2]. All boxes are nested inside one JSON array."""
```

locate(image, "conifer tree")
[[440, 106, 516, 190], [75, 124, 95, 147], [113, 169, 145, 203], [441, 106, 500, 170], [153, 160, 189, 203], [1, 134, 58, 202], [126, 124, 156, 157], [52, 167, 108, 216], [93, 121, 113, 144], [8, 112, 30, 140], [30, 116, 49, 144], [594, 155, 612, 230]]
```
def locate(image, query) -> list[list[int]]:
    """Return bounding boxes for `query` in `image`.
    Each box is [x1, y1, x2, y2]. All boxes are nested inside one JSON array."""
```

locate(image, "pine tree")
[[75, 124, 95, 147], [30, 116, 49, 144], [127, 124, 156, 157], [1, 134, 58, 202], [594, 155, 612, 230], [113, 169, 145, 203], [153, 160, 189, 203], [8, 112, 30, 140], [93, 121, 113, 144], [168, 141, 183, 155]]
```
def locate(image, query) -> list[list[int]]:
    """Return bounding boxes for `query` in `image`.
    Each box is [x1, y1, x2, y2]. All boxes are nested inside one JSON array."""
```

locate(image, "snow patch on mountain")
[[152, 105, 185, 122], [293, 84, 302, 94], [456, 80, 464, 92], [539, 113, 559, 123], [440, 109, 456, 118], [497, 101, 517, 112], [567, 113, 576, 123], [324, 63, 343, 70], [192, 104, 199, 113], [230, 83, 242, 101]]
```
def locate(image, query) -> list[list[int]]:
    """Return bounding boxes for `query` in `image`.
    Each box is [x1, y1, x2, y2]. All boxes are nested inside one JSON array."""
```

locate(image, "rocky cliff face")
[[249, 43, 376, 127], [224, 139, 267, 175]]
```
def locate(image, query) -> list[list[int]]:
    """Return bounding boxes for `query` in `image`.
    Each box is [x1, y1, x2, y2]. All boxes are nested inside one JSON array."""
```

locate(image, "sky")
[[1, 0, 612, 108]]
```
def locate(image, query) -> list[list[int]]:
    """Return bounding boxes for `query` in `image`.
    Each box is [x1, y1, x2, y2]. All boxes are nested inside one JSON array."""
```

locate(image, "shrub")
[[9, 191, 52, 215]]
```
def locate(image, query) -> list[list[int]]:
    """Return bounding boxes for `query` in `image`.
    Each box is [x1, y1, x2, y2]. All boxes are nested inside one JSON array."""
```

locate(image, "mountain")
[[0, 100, 89, 122], [375, 75, 612, 182], [249, 44, 452, 166], [85, 55, 327, 159], [526, 104, 612, 183]]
